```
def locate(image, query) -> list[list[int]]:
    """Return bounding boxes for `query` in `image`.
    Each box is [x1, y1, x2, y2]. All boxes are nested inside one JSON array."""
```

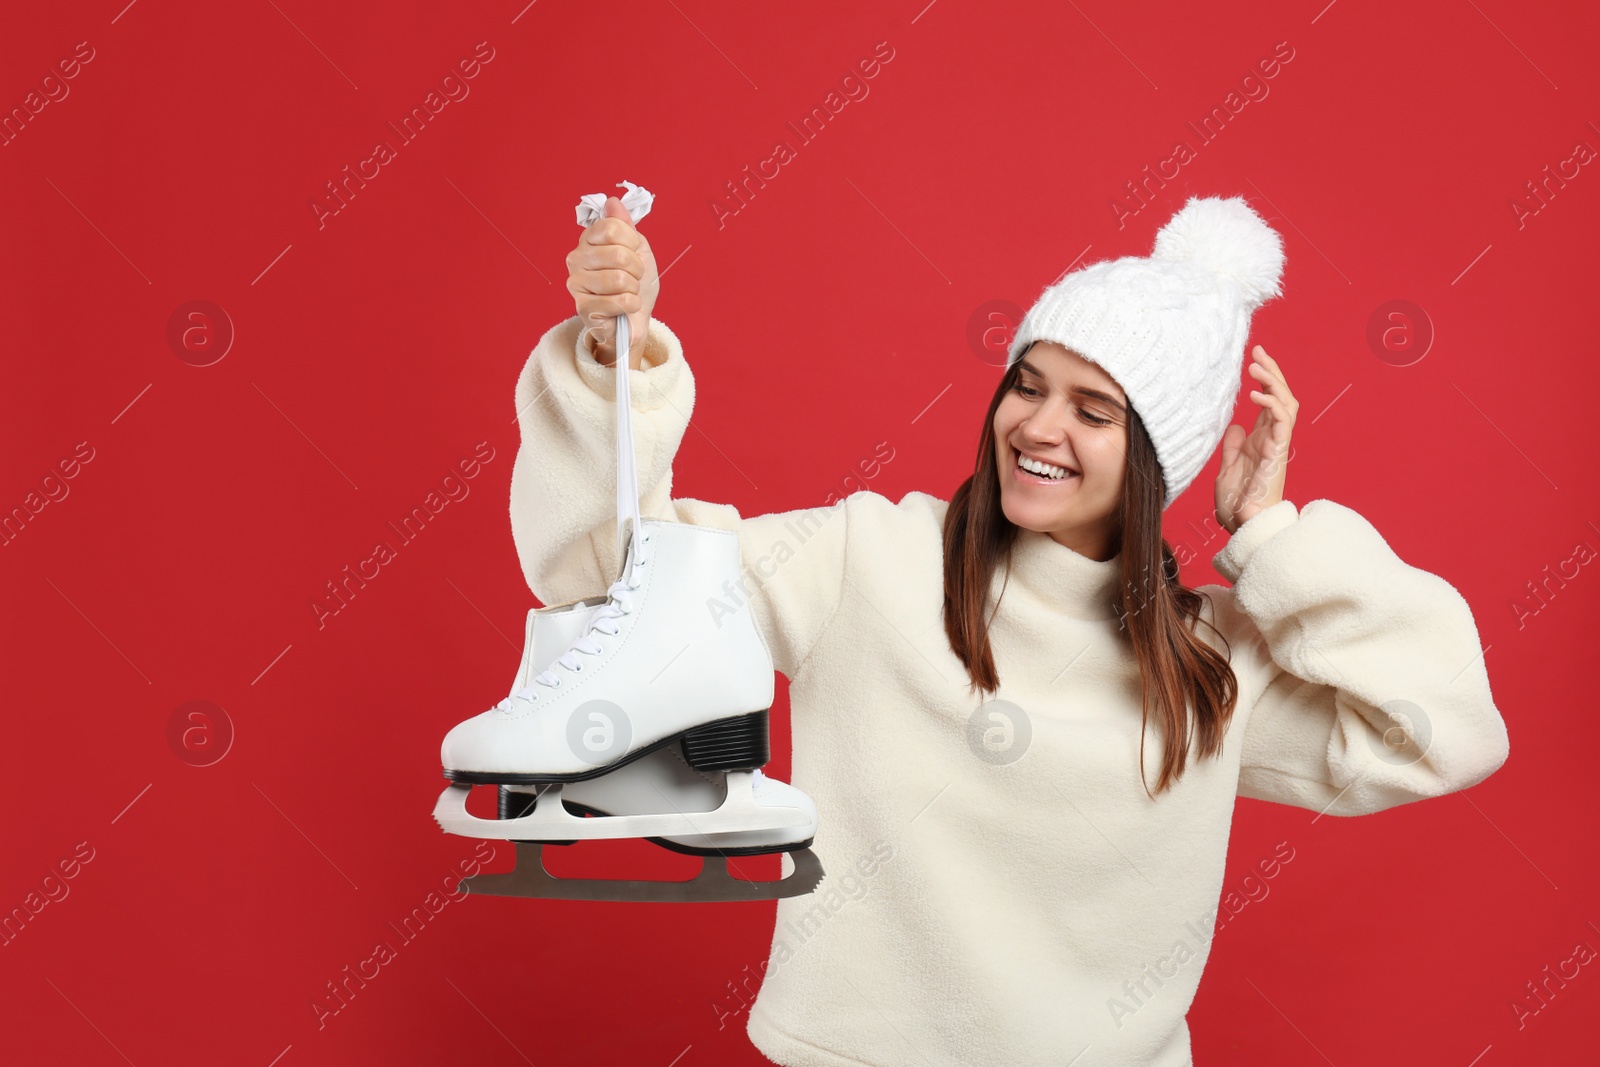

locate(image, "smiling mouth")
[[1012, 451, 1079, 483]]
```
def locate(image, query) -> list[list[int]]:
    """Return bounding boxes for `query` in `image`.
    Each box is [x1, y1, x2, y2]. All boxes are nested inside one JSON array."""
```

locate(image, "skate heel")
[[681, 709, 770, 771]]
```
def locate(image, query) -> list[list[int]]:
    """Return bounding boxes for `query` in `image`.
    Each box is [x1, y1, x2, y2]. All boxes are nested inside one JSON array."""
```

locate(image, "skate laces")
[[500, 299, 653, 711], [498, 533, 653, 708]]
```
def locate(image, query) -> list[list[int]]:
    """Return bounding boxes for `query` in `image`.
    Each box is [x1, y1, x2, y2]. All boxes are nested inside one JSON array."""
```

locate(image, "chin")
[[998, 491, 1054, 534]]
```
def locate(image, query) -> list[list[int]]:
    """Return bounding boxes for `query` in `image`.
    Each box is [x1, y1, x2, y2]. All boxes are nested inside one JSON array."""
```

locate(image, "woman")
[[506, 194, 1509, 1066]]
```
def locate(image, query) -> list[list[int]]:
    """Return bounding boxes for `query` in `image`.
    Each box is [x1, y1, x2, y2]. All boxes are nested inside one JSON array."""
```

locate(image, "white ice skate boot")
[[439, 516, 776, 782], [435, 590, 821, 902], [437, 597, 812, 850]]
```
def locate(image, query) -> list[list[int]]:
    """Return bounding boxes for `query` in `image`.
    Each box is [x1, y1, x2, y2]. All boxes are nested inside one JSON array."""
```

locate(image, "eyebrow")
[[1017, 359, 1127, 413]]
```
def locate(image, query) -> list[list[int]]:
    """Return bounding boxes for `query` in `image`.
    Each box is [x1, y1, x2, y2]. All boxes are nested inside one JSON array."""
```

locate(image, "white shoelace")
[[497, 534, 652, 708], [499, 295, 651, 712]]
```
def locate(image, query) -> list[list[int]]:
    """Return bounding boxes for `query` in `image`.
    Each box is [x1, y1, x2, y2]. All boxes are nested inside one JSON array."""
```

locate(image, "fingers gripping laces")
[[498, 534, 653, 709]]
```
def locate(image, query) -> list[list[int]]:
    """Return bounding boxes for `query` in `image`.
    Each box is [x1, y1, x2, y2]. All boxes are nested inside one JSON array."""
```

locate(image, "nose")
[[1020, 401, 1069, 446], [1014, 401, 1086, 467]]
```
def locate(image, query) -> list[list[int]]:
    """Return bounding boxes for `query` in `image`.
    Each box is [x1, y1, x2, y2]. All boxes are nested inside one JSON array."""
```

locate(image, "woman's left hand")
[[1215, 345, 1296, 534]]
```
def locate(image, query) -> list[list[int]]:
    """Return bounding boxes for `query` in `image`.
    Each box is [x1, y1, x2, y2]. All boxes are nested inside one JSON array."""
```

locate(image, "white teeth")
[[1018, 454, 1070, 479]]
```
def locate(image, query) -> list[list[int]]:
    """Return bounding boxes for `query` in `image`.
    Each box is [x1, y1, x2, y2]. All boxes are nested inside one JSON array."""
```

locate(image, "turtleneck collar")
[[993, 527, 1124, 621]]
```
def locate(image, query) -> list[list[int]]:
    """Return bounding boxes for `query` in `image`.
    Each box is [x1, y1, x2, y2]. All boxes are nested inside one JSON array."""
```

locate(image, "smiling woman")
[[494, 190, 1510, 1066], [942, 196, 1293, 798]]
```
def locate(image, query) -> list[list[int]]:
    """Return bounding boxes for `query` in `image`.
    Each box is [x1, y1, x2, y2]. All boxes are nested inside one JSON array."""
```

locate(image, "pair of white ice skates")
[[433, 184, 822, 903], [433, 518, 822, 903]]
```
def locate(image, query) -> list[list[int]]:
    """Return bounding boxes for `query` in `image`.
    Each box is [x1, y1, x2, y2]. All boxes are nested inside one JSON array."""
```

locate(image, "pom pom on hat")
[[1152, 195, 1285, 310]]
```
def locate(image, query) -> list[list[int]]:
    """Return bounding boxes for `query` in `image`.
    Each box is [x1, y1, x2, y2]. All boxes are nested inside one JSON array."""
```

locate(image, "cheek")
[[1087, 432, 1128, 476], [992, 404, 1018, 438]]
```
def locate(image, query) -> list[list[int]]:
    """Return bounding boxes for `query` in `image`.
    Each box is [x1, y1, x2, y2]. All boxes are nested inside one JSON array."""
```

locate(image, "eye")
[[1015, 382, 1113, 425]]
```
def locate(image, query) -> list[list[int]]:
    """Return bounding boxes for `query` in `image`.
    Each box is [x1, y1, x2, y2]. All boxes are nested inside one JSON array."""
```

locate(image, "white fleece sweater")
[[507, 315, 1511, 1067]]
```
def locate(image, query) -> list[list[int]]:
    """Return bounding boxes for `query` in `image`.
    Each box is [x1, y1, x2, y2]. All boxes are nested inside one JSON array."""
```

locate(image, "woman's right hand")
[[566, 195, 659, 369]]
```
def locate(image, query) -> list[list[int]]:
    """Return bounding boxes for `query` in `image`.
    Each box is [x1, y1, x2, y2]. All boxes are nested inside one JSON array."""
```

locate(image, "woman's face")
[[993, 341, 1130, 561]]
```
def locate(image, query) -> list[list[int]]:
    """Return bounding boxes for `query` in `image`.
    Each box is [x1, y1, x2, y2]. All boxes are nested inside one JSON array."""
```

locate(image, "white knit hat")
[[1006, 195, 1286, 510]]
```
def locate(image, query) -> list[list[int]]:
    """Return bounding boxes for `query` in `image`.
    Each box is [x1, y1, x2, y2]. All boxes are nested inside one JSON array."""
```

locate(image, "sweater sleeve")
[[1205, 498, 1510, 816], [508, 314, 848, 681]]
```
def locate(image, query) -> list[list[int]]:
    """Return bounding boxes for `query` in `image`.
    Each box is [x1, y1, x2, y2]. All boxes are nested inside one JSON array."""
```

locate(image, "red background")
[[2, 0, 1596, 1064]]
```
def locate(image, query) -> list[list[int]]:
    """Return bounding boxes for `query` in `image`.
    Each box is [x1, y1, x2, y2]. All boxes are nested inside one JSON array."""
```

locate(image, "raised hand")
[[566, 195, 660, 369], [1215, 345, 1296, 534]]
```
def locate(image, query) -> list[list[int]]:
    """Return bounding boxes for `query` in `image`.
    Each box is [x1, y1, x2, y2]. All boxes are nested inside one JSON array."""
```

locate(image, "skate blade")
[[462, 843, 825, 904], [433, 775, 812, 842]]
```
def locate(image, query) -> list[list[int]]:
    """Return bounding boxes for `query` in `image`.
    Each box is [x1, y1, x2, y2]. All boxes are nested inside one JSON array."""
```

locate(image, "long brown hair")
[[941, 351, 1239, 798]]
